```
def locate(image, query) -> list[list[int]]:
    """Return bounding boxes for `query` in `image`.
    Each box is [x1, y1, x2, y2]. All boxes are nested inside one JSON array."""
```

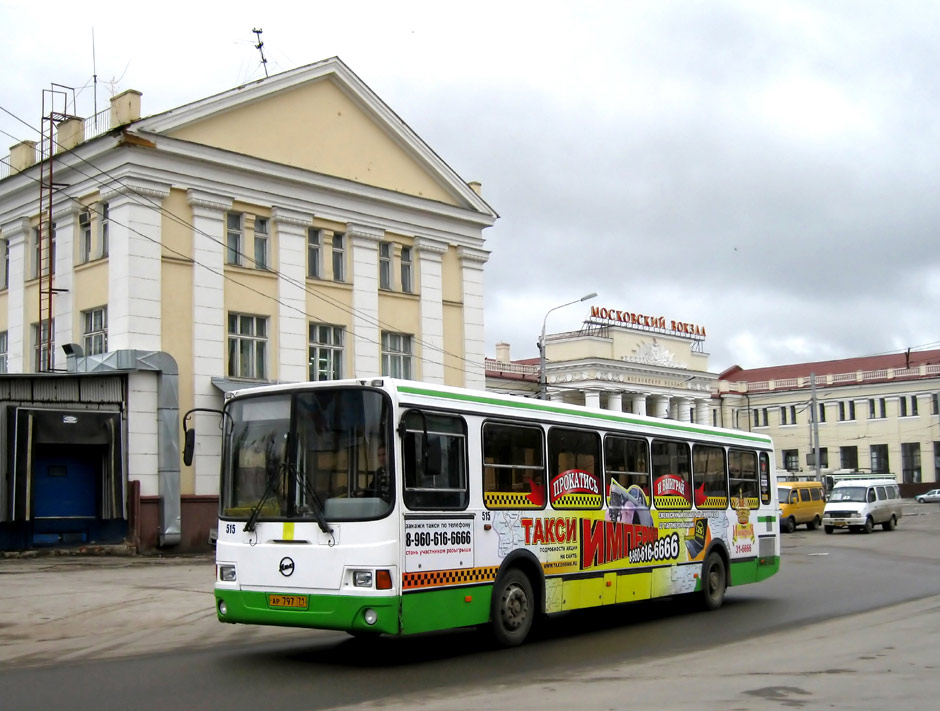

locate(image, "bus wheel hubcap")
[[502, 585, 528, 629]]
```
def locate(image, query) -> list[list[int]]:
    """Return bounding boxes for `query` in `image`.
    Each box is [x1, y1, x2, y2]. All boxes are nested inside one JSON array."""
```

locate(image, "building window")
[[1, 238, 8, 289], [900, 395, 918, 418], [901, 443, 921, 484], [870, 444, 889, 474], [226, 212, 242, 266], [0, 330, 7, 373], [32, 318, 55, 372], [818, 403, 826, 423], [254, 217, 268, 269], [379, 241, 392, 289], [308, 323, 344, 381], [99, 203, 109, 258], [332, 233, 345, 282], [840, 446, 858, 470], [933, 394, 939, 416], [752, 410, 759, 428], [780, 405, 797, 425], [79, 211, 92, 263], [381, 331, 412, 379], [935, 442, 940, 481], [400, 246, 413, 293], [32, 227, 42, 278], [82, 307, 108, 356], [782, 449, 799, 471], [227, 313, 267, 380], [839, 400, 856, 421], [307, 228, 321, 278]]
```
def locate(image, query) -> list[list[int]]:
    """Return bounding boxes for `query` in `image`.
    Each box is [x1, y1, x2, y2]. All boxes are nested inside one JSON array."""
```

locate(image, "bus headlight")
[[218, 600, 228, 616], [353, 570, 374, 588], [218, 564, 237, 582], [364, 608, 378, 625]]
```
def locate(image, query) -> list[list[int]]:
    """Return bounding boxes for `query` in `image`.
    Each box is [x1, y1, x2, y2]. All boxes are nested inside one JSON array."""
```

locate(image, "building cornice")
[[271, 206, 312, 228], [186, 188, 234, 213]]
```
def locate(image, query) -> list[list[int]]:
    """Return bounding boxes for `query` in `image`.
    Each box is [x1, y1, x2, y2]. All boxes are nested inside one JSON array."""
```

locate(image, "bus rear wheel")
[[490, 569, 534, 647], [701, 552, 727, 611]]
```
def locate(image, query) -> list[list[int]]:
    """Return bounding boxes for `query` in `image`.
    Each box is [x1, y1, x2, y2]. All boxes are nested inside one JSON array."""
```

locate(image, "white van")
[[823, 478, 902, 534]]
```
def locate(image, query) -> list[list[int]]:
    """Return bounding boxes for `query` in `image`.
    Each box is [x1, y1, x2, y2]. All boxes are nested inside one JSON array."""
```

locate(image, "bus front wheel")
[[490, 569, 534, 647], [701, 552, 727, 611]]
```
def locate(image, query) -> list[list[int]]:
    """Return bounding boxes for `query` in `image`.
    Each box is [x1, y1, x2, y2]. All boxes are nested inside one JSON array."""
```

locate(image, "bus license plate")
[[268, 594, 308, 609]]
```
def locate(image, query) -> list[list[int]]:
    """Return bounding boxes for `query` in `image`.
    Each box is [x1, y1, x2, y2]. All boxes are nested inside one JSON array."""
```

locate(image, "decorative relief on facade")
[[626, 339, 686, 368]]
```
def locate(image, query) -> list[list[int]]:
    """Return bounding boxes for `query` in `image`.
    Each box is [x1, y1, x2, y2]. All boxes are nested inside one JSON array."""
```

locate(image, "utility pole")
[[252, 28, 269, 78], [811, 372, 821, 481]]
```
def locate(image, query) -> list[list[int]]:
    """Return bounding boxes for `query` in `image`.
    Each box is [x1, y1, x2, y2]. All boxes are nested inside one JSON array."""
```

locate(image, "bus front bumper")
[[214, 588, 401, 635]]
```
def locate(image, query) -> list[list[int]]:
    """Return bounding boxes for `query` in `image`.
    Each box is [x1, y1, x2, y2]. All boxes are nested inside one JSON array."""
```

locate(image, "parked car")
[[915, 489, 940, 503]]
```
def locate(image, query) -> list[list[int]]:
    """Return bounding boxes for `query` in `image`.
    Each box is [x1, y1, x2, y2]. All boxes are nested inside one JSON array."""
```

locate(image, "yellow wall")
[[168, 79, 458, 206], [161, 255, 194, 493], [161, 189, 192, 260], [442, 247, 461, 303], [443, 301, 464, 386]]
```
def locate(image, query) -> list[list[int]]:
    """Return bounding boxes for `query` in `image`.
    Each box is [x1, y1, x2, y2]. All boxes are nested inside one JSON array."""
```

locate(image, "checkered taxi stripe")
[[403, 566, 500, 590], [483, 492, 540, 508], [732, 497, 761, 509], [698, 496, 729, 509], [654, 495, 691, 509], [552, 493, 602, 509]]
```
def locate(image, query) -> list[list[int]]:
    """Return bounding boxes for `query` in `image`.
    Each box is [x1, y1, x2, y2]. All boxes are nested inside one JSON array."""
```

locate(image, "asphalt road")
[[1, 501, 939, 710]]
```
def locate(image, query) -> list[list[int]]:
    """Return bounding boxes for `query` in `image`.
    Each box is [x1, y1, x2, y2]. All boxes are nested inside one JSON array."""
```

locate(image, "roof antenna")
[[92, 28, 99, 123], [252, 28, 269, 78]]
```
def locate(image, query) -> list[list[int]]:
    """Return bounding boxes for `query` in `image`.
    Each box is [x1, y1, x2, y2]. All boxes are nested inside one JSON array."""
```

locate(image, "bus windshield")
[[221, 388, 392, 522]]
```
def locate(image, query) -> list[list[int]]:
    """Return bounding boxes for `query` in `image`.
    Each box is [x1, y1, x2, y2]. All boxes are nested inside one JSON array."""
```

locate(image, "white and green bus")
[[188, 378, 779, 646]]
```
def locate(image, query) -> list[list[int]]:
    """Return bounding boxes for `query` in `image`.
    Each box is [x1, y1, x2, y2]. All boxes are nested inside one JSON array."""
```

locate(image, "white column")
[[349, 224, 383, 378], [584, 390, 601, 409], [607, 392, 623, 412], [415, 237, 447, 384], [51, 202, 78, 371], [695, 399, 711, 426], [103, 180, 170, 351], [458, 246, 489, 390], [272, 208, 311, 383], [632, 394, 648, 417], [188, 189, 232, 495], [651, 395, 669, 418], [1, 218, 29, 372], [677, 397, 693, 422]]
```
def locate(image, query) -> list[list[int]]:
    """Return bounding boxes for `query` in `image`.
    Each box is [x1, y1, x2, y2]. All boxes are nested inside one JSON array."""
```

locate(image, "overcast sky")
[[2, 0, 938, 372]]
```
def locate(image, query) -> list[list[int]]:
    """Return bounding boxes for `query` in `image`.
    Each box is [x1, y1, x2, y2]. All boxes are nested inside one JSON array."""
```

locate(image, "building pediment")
[[134, 57, 495, 217]]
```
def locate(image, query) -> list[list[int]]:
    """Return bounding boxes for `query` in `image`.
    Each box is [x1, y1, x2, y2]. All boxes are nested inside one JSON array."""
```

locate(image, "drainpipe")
[[64, 348, 181, 547]]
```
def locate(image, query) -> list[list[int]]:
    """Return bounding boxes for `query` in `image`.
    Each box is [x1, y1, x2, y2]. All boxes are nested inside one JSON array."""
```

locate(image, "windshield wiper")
[[289, 462, 333, 535], [244, 467, 281, 533]]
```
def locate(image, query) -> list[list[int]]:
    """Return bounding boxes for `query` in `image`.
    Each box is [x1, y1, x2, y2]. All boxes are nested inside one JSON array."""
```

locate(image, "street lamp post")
[[538, 292, 597, 399]]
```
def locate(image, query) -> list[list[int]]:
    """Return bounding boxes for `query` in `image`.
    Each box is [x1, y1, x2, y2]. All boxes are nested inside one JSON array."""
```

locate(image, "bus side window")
[[401, 410, 468, 510], [482, 422, 545, 509]]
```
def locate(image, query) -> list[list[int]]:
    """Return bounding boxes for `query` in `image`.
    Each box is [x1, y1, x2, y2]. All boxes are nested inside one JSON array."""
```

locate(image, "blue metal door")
[[32, 455, 97, 519]]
